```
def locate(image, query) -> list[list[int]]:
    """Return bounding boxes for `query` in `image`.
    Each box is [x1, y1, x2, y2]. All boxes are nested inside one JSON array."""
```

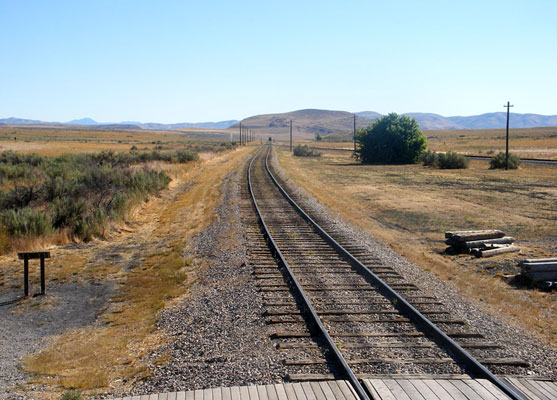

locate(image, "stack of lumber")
[[445, 230, 519, 258], [520, 258, 557, 287]]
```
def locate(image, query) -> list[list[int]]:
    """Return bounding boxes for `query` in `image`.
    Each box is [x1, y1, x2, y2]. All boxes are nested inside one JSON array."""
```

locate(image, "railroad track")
[[241, 144, 529, 400]]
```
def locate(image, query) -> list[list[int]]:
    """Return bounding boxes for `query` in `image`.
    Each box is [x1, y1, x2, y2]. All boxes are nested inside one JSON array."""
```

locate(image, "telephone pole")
[[353, 114, 357, 153], [239, 123, 242, 145], [290, 119, 293, 152], [504, 101, 514, 170]]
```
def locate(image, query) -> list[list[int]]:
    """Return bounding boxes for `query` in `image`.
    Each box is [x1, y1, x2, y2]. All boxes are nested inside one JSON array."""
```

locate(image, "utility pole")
[[290, 119, 293, 152], [353, 114, 357, 153], [239, 123, 242, 145], [504, 101, 514, 170]]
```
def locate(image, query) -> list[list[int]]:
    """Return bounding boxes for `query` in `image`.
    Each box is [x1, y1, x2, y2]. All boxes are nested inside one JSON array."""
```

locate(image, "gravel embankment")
[[269, 149, 557, 380], [128, 167, 287, 396]]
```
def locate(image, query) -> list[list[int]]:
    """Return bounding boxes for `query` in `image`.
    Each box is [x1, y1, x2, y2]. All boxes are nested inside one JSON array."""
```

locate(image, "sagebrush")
[[0, 149, 197, 247]]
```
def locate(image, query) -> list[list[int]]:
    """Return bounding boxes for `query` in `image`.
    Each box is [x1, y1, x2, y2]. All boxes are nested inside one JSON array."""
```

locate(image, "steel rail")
[[247, 145, 372, 400], [262, 144, 526, 400]]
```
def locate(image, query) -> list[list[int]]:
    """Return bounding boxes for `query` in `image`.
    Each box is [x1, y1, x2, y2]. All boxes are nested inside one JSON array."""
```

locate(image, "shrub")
[[61, 389, 83, 400], [490, 152, 521, 169], [1, 208, 52, 237], [356, 113, 426, 164], [419, 150, 438, 167], [176, 150, 199, 163], [437, 151, 469, 169], [293, 145, 321, 157]]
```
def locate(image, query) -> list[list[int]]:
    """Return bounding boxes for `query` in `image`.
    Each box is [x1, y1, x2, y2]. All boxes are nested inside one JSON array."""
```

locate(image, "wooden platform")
[[363, 377, 557, 400], [113, 381, 358, 400], [113, 378, 557, 400]]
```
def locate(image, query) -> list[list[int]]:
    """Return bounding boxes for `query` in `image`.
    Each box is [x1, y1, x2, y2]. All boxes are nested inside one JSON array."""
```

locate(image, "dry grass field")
[[0, 126, 233, 156], [276, 147, 557, 347], [312, 126, 557, 160]]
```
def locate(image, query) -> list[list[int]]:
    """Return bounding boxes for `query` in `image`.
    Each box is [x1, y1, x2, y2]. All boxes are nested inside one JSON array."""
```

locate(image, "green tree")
[[355, 113, 427, 164]]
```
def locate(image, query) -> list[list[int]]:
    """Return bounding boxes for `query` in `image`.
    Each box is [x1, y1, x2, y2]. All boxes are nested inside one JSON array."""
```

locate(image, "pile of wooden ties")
[[445, 230, 519, 258]]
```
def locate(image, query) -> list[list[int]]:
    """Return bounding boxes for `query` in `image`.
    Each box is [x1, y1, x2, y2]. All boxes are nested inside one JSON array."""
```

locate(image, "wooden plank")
[[301, 382, 317, 400], [476, 245, 520, 258], [535, 380, 557, 399], [422, 380, 456, 400], [514, 378, 552, 400], [409, 380, 441, 400], [159, 394, 168, 400], [248, 385, 259, 400], [203, 389, 213, 400], [396, 380, 425, 400], [221, 387, 231, 400], [366, 379, 397, 400], [435, 381, 468, 400], [132, 396, 142, 400], [521, 258, 557, 264], [326, 381, 348, 400], [185, 390, 194, 400], [450, 380, 486, 400], [336, 381, 358, 400], [230, 386, 240, 400], [168, 393, 178, 400], [361, 380, 383, 400], [274, 384, 289, 400], [292, 382, 308, 400], [475, 380, 510, 400], [464, 380, 500, 400], [149, 394, 158, 400], [535, 381, 557, 398], [140, 396, 150, 400], [382, 379, 412, 400], [257, 385, 269, 400], [212, 388, 222, 400], [282, 383, 298, 400], [506, 377, 542, 400], [194, 390, 204, 400], [239, 386, 250, 400], [521, 380, 555, 400], [317, 382, 336, 399], [309, 382, 327, 400], [265, 384, 279, 400]]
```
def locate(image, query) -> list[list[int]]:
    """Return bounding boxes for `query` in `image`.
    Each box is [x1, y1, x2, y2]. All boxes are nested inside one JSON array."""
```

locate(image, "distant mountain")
[[141, 120, 238, 130], [232, 109, 376, 140], [66, 118, 98, 125], [0, 117, 50, 124], [355, 111, 383, 120], [446, 112, 557, 129], [354, 111, 557, 130], [1, 117, 238, 130]]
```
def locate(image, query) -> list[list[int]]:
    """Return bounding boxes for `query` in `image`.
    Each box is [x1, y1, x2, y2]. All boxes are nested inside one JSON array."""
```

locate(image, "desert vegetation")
[[489, 152, 522, 169], [419, 150, 469, 169], [0, 149, 201, 252], [355, 113, 427, 164], [293, 144, 321, 157]]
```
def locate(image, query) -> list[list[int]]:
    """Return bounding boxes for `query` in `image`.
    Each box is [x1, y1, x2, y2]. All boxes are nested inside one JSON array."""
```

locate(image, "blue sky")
[[1, 0, 556, 123]]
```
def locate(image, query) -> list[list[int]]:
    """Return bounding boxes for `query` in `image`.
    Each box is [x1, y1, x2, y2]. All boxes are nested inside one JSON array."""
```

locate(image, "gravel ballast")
[[129, 167, 287, 396]]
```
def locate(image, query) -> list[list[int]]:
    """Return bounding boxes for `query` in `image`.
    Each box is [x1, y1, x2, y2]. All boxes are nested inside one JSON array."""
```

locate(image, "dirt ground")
[[0, 145, 255, 399]]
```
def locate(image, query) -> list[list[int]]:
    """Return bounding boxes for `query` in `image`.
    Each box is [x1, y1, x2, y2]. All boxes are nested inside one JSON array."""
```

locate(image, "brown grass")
[[276, 147, 557, 347], [0, 126, 230, 156], [16, 146, 255, 398]]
